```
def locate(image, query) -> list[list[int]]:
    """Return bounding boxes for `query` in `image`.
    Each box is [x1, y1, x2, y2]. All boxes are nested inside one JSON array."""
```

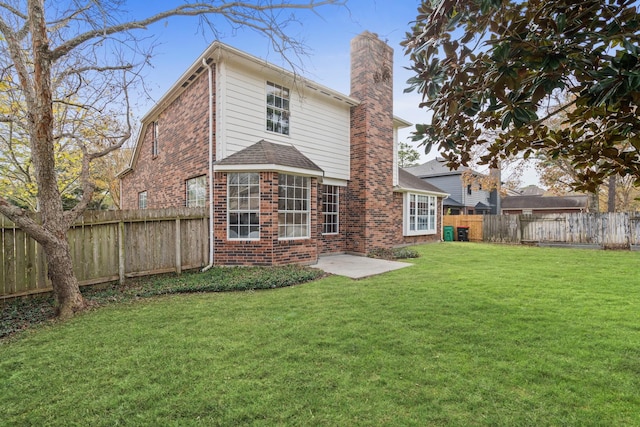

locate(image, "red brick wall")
[[213, 172, 318, 266], [346, 31, 396, 254], [120, 66, 213, 209]]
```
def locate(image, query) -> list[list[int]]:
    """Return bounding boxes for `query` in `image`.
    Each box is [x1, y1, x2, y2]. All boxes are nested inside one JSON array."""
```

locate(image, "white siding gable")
[[217, 57, 352, 181]]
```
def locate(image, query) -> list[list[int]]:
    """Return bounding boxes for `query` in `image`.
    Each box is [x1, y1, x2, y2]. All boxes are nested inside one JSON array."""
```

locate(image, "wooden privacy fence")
[[442, 215, 484, 241], [1, 208, 208, 298], [483, 212, 640, 249]]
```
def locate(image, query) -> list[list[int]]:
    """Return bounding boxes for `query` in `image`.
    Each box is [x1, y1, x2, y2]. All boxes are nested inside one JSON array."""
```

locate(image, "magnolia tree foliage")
[[402, 0, 640, 192], [0, 0, 342, 319]]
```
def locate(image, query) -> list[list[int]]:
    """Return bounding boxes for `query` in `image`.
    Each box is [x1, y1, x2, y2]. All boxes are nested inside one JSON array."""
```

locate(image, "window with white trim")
[[228, 173, 260, 239], [404, 193, 437, 236], [322, 185, 339, 234], [138, 191, 147, 209], [278, 174, 310, 239], [266, 81, 290, 135], [186, 175, 206, 207], [151, 121, 159, 157]]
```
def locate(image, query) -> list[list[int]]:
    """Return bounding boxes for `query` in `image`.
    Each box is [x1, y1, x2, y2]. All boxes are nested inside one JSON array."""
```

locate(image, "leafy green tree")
[[403, 0, 640, 192], [398, 141, 421, 167]]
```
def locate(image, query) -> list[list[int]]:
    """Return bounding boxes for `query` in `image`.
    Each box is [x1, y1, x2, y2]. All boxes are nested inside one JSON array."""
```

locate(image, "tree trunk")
[[42, 235, 87, 319]]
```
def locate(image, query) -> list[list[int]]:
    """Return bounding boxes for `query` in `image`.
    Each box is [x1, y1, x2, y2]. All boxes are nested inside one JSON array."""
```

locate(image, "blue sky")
[[125, 0, 539, 186]]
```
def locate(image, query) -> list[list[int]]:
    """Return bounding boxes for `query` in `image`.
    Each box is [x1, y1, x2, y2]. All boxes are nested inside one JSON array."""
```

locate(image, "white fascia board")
[[393, 116, 412, 128], [394, 186, 450, 198]]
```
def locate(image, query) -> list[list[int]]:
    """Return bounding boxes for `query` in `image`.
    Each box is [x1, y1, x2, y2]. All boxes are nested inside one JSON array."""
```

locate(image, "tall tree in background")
[[402, 0, 640, 193], [0, 0, 341, 319], [398, 141, 421, 167]]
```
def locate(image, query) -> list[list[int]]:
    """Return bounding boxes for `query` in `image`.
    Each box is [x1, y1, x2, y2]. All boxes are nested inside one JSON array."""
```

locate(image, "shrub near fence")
[[483, 213, 640, 249], [1, 208, 208, 298]]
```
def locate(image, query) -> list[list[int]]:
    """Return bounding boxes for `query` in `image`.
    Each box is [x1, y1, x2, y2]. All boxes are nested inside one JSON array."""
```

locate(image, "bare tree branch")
[[57, 63, 133, 80], [51, 1, 343, 60]]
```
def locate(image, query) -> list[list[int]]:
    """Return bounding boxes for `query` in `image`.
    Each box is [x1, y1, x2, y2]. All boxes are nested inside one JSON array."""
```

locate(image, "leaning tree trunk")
[[28, 0, 86, 318], [42, 235, 88, 319]]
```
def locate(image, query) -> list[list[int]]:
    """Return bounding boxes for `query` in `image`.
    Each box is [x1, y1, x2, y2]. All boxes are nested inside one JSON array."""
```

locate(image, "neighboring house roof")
[[396, 168, 448, 196], [517, 185, 546, 196], [475, 201, 492, 211], [502, 195, 588, 210], [214, 140, 323, 176], [404, 157, 473, 178], [443, 197, 464, 207]]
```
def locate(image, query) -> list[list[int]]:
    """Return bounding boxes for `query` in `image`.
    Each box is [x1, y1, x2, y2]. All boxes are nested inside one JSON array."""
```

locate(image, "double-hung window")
[[278, 174, 310, 239], [228, 173, 260, 239], [186, 176, 206, 207], [322, 185, 339, 234], [138, 191, 147, 209], [266, 82, 290, 135], [405, 193, 436, 235]]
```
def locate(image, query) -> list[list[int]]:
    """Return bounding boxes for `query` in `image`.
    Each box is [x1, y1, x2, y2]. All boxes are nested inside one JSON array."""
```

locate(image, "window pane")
[[228, 173, 260, 239], [266, 82, 290, 135], [278, 175, 310, 239]]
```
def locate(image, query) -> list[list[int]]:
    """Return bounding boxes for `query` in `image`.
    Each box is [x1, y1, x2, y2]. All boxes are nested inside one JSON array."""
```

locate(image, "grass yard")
[[1, 243, 640, 426]]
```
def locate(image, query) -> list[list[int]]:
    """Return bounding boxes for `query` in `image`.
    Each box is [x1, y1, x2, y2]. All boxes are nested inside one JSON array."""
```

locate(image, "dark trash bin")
[[457, 226, 469, 242], [443, 225, 454, 242]]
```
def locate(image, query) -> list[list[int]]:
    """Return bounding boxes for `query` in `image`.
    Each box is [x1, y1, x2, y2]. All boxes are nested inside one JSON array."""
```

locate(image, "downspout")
[[202, 57, 215, 271]]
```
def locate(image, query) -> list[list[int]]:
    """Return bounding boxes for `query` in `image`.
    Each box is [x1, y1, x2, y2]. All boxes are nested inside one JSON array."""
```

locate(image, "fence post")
[[175, 217, 182, 274], [118, 220, 125, 285]]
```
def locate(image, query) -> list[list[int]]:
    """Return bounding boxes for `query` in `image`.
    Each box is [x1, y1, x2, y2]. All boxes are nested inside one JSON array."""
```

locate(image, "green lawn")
[[1, 243, 639, 426]]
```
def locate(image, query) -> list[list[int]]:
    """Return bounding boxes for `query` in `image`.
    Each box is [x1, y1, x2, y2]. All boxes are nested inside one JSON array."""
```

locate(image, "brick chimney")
[[346, 31, 395, 254]]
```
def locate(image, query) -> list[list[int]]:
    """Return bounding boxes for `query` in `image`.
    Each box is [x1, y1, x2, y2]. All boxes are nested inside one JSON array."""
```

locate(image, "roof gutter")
[[202, 58, 215, 272]]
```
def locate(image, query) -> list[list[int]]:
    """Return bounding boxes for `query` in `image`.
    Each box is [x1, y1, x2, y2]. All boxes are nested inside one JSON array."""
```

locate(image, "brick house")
[[119, 31, 447, 266]]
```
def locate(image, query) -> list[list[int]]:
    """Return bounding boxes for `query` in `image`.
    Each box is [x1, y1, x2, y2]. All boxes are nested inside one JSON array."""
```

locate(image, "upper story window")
[[278, 174, 309, 239], [322, 185, 339, 235], [138, 191, 148, 209], [266, 82, 290, 135], [151, 121, 159, 157], [228, 173, 260, 239], [186, 175, 206, 207]]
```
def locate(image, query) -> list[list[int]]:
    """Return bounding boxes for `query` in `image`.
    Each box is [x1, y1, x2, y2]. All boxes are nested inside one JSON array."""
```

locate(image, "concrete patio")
[[313, 254, 412, 279]]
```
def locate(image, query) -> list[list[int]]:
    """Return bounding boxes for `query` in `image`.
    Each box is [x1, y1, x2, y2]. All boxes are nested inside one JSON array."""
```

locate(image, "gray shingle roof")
[[215, 140, 323, 173], [397, 168, 447, 194], [443, 197, 464, 207], [501, 195, 588, 209]]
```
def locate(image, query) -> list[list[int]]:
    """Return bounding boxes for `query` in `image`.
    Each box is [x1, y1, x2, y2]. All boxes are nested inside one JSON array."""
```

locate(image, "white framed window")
[[278, 174, 310, 239], [228, 173, 260, 239], [266, 81, 290, 135], [138, 191, 147, 209], [186, 175, 206, 207], [404, 193, 437, 236], [322, 185, 339, 235], [151, 121, 159, 157]]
